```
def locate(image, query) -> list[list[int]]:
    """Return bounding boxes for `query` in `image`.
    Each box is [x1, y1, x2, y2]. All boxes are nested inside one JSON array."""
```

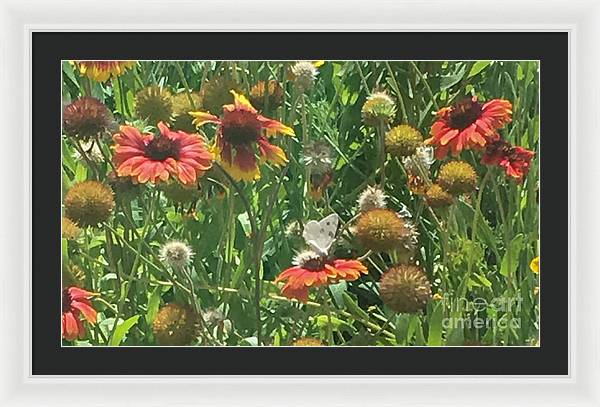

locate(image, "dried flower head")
[[249, 80, 284, 111], [201, 308, 226, 327], [171, 92, 202, 133], [437, 161, 478, 195], [199, 76, 242, 114], [159, 240, 194, 269], [62, 217, 81, 240], [386, 125, 423, 157], [300, 140, 333, 175], [361, 91, 396, 126], [291, 61, 318, 91], [380, 264, 432, 313], [357, 186, 387, 212], [354, 208, 418, 253], [63, 97, 111, 141], [64, 181, 115, 227], [292, 337, 323, 346], [152, 303, 197, 346], [135, 86, 173, 125], [425, 184, 455, 208]]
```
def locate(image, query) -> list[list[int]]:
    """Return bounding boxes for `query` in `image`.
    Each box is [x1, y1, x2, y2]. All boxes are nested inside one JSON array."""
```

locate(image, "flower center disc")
[[448, 99, 482, 130], [146, 136, 180, 161], [221, 111, 262, 146]]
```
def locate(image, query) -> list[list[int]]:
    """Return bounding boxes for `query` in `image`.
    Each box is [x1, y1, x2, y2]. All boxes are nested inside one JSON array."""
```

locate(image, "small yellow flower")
[[530, 256, 539, 274], [433, 293, 443, 301]]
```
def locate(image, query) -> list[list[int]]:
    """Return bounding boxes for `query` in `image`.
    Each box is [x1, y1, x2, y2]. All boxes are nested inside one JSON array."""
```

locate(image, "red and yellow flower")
[[275, 250, 368, 302], [113, 122, 213, 185], [425, 96, 512, 159], [482, 139, 535, 182], [190, 91, 294, 181], [62, 287, 98, 341], [72, 60, 136, 82]]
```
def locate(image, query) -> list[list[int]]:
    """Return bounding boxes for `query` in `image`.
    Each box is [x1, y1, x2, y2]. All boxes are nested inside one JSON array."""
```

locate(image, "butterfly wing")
[[302, 213, 339, 255]]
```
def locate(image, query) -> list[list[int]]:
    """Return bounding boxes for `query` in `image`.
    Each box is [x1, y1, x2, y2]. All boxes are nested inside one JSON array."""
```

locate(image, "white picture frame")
[[1, 0, 596, 405]]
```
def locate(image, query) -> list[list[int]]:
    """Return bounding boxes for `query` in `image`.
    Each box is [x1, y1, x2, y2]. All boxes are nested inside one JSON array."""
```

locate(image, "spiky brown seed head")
[[64, 181, 114, 227], [171, 92, 202, 133], [152, 303, 197, 346], [63, 97, 111, 141], [380, 265, 432, 313], [249, 80, 284, 111], [292, 337, 323, 346], [199, 76, 242, 114], [385, 125, 423, 157], [290, 61, 318, 91], [354, 208, 417, 253], [135, 86, 173, 125], [437, 161, 478, 195], [361, 91, 396, 126], [425, 183, 455, 208], [160, 181, 201, 203], [357, 186, 387, 212], [62, 217, 81, 240]]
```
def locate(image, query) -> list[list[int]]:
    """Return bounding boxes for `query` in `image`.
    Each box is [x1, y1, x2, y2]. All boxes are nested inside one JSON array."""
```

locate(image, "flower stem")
[[174, 61, 197, 110], [377, 120, 387, 187], [384, 62, 409, 123]]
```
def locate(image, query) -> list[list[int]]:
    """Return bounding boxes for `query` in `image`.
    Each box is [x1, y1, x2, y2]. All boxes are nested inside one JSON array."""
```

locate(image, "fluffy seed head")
[[159, 241, 194, 269], [160, 181, 201, 203], [357, 186, 387, 212], [380, 264, 432, 313], [292, 250, 326, 269], [152, 303, 197, 346], [199, 76, 242, 114], [385, 125, 423, 157], [354, 208, 418, 253], [291, 61, 318, 91], [425, 184, 455, 208], [62, 217, 81, 240], [361, 91, 396, 126], [64, 181, 115, 227], [292, 337, 323, 346], [249, 80, 284, 111], [135, 86, 173, 125], [437, 161, 478, 195], [63, 97, 111, 141], [171, 92, 202, 133], [300, 140, 333, 175]]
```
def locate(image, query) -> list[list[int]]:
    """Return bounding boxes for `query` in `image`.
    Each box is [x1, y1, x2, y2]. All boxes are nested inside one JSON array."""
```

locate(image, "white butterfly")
[[302, 213, 339, 256]]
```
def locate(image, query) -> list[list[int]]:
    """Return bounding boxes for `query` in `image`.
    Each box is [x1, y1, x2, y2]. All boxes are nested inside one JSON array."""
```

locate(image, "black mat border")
[[33, 32, 568, 375]]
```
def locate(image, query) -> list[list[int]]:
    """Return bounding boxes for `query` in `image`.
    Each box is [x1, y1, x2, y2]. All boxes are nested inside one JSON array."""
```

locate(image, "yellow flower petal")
[[530, 256, 539, 274], [230, 90, 257, 113]]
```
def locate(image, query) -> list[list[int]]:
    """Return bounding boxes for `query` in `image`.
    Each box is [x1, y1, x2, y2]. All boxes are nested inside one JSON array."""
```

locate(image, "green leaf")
[[500, 233, 525, 277], [440, 64, 466, 90], [328, 281, 347, 308], [315, 315, 354, 334], [342, 292, 370, 321], [427, 302, 444, 346], [468, 61, 492, 78], [109, 315, 140, 346], [146, 286, 162, 324]]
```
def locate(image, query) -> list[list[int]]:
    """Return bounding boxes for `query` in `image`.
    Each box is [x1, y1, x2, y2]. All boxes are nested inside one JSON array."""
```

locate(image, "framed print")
[[2, 0, 599, 405]]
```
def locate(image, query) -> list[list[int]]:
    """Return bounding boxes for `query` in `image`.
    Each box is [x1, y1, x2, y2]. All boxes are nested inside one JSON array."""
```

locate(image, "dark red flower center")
[[302, 256, 333, 271], [62, 289, 72, 313], [448, 99, 483, 130], [145, 136, 180, 161], [221, 111, 262, 146]]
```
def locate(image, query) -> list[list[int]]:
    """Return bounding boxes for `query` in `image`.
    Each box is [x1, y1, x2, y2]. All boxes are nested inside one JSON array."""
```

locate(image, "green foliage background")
[[62, 60, 539, 346]]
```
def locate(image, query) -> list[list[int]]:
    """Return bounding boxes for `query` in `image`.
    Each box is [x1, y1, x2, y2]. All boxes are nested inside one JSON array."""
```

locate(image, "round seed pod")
[[380, 264, 432, 313]]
